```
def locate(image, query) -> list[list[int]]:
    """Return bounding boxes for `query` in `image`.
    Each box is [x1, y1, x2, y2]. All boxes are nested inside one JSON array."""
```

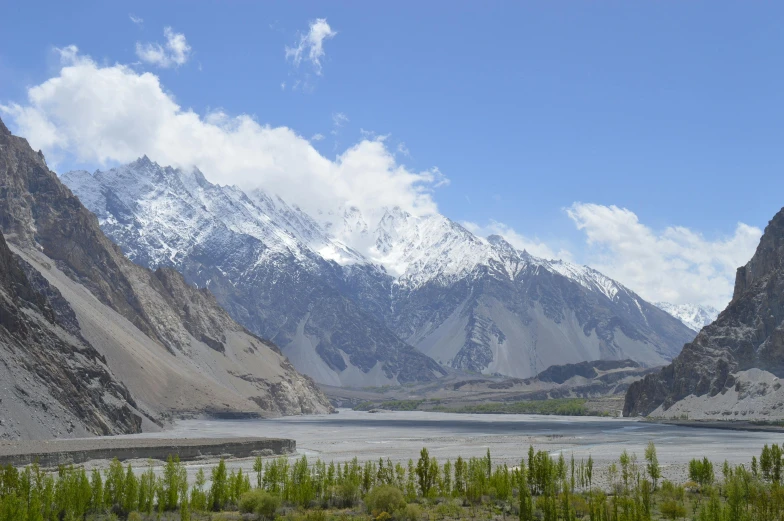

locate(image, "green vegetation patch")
[[2, 442, 784, 519], [432, 398, 599, 416], [353, 400, 425, 411]]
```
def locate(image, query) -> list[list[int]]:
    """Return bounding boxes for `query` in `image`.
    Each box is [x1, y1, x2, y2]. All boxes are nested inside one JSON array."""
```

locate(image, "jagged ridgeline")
[[0, 117, 332, 439], [61, 156, 696, 387], [625, 205, 784, 420]]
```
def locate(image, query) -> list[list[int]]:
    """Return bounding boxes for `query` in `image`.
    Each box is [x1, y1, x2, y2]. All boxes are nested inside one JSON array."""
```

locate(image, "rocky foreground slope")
[[0, 117, 331, 439], [63, 159, 695, 385], [625, 206, 784, 420], [0, 230, 141, 439]]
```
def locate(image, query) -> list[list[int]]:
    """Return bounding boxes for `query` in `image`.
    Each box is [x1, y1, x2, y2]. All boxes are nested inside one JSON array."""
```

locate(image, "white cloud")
[[566, 203, 761, 309], [135, 27, 191, 68], [462, 220, 569, 261], [285, 18, 337, 76], [311, 133, 325, 141], [129, 14, 143, 26], [397, 142, 411, 158], [0, 47, 445, 246]]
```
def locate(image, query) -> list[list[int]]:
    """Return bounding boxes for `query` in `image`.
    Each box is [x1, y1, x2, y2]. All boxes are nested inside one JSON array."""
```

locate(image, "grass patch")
[[432, 398, 603, 416], [353, 400, 424, 411]]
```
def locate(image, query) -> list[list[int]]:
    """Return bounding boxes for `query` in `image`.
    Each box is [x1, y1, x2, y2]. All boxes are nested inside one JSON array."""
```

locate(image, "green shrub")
[[127, 513, 142, 521], [256, 491, 282, 521], [239, 489, 281, 520], [328, 483, 359, 508], [659, 499, 687, 519], [365, 484, 406, 516], [399, 503, 422, 521]]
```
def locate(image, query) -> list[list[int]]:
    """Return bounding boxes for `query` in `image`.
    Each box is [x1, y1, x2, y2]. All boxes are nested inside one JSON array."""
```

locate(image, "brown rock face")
[[0, 116, 332, 439], [624, 207, 784, 417]]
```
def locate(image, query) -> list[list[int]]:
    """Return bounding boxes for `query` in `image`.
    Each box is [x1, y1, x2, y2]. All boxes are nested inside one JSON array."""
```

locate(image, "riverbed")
[[118, 409, 780, 485]]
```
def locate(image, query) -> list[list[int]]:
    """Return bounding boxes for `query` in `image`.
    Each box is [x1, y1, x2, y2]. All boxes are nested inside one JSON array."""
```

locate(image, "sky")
[[1, 1, 782, 309]]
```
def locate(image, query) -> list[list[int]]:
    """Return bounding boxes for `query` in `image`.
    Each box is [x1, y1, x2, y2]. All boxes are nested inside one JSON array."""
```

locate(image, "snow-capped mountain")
[[62, 159, 445, 387], [63, 158, 697, 385], [654, 302, 719, 332]]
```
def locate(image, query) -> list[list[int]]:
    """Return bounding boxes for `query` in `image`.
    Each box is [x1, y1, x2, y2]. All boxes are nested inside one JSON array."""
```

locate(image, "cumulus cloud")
[[135, 27, 191, 68], [0, 47, 445, 241], [285, 18, 337, 75], [462, 220, 569, 261], [566, 203, 761, 309]]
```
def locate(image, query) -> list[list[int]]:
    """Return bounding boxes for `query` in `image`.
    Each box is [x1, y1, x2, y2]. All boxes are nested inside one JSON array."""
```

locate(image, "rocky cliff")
[[624, 206, 784, 419], [0, 117, 332, 438]]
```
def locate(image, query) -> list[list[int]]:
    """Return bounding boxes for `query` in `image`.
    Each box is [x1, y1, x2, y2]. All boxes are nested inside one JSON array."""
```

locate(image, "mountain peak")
[[133, 154, 155, 167], [486, 234, 517, 254], [734, 206, 784, 300], [654, 302, 719, 332]]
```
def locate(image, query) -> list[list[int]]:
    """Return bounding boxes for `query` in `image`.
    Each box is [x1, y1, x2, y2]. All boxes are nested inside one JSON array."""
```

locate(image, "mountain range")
[[0, 117, 331, 439], [62, 158, 698, 387]]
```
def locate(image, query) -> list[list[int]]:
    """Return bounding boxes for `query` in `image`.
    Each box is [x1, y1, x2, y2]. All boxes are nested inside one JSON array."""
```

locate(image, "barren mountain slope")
[[0, 230, 141, 439], [0, 116, 332, 425]]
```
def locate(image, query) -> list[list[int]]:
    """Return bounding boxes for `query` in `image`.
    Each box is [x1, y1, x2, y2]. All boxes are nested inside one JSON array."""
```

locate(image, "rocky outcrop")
[[0, 117, 332, 438], [0, 230, 142, 439], [624, 207, 784, 418]]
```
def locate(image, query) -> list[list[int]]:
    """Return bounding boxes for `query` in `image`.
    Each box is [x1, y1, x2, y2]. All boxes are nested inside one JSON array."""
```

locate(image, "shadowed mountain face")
[[0, 117, 332, 439], [625, 206, 784, 419], [62, 158, 695, 386]]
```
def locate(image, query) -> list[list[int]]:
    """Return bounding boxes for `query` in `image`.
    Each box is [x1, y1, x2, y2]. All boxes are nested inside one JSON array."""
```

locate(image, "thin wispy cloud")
[[135, 27, 191, 68], [332, 112, 348, 129], [285, 18, 337, 76], [129, 14, 144, 26]]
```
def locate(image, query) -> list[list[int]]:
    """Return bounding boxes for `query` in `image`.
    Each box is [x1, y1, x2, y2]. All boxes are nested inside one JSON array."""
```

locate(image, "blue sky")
[[1, 1, 781, 308]]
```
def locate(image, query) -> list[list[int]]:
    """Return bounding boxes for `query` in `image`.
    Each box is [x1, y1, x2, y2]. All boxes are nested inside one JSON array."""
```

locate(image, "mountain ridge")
[[63, 157, 696, 385]]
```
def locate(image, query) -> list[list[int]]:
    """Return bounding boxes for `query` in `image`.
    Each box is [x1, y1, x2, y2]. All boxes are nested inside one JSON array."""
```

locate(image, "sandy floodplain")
[[100, 409, 784, 488]]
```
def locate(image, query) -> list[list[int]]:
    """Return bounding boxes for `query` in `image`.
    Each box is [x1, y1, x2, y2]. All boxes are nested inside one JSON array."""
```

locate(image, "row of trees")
[[1, 443, 784, 520]]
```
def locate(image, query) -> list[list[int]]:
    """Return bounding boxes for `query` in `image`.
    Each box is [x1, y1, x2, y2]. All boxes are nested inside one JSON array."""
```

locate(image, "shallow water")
[[131, 409, 780, 467]]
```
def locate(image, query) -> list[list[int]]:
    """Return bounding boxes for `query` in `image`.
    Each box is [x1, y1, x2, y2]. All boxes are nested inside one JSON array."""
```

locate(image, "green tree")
[[210, 459, 229, 511], [415, 448, 436, 497], [645, 442, 661, 490]]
